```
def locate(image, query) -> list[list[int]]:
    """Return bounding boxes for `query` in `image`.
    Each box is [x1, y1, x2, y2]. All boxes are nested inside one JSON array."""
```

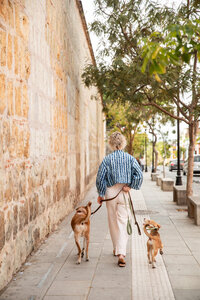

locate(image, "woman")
[[96, 131, 143, 267]]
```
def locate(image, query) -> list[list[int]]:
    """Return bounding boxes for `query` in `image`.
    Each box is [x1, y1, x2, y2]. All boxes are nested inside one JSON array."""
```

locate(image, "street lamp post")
[[145, 129, 148, 172], [175, 116, 182, 185], [151, 117, 155, 173], [152, 134, 155, 173]]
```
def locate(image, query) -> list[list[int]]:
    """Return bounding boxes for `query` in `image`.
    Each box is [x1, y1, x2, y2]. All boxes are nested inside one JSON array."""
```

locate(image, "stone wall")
[[0, 0, 105, 289]]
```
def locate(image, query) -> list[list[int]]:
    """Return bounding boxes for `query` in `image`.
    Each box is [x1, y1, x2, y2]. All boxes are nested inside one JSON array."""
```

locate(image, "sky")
[[81, 0, 184, 55], [81, 0, 187, 139]]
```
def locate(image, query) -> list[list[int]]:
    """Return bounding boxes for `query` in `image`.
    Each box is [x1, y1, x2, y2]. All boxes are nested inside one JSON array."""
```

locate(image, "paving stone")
[[163, 254, 197, 265], [163, 246, 191, 255], [166, 264, 200, 276], [46, 281, 90, 296], [88, 287, 131, 300], [193, 252, 200, 264], [170, 275, 200, 290], [92, 272, 131, 288], [56, 266, 95, 281], [174, 289, 200, 300]]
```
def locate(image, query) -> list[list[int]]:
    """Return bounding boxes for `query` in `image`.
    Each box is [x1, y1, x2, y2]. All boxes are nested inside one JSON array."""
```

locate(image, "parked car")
[[183, 155, 200, 175], [169, 159, 184, 171]]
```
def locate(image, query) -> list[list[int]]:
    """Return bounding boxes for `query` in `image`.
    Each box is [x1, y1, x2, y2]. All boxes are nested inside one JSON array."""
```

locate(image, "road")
[[156, 167, 200, 195]]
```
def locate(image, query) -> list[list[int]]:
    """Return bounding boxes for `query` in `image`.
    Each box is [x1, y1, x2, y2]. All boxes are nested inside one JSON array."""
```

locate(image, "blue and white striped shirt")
[[96, 150, 143, 197]]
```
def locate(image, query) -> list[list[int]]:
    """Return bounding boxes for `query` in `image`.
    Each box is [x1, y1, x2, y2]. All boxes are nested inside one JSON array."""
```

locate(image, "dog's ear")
[[157, 224, 161, 228], [144, 218, 150, 223], [76, 207, 81, 211], [87, 201, 92, 206]]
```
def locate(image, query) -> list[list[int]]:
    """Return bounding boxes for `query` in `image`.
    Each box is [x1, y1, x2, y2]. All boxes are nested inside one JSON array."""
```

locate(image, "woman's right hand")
[[123, 186, 131, 193], [97, 196, 104, 205]]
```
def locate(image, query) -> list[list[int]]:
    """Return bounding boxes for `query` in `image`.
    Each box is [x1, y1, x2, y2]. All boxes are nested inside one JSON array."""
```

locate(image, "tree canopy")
[[82, 0, 200, 197]]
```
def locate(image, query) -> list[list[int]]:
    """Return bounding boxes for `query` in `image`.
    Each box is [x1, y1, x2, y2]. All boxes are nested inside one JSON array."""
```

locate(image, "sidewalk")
[[0, 173, 200, 300]]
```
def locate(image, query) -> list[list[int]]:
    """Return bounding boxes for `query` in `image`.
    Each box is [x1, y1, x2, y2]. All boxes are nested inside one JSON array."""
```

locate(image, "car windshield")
[[194, 156, 200, 162]]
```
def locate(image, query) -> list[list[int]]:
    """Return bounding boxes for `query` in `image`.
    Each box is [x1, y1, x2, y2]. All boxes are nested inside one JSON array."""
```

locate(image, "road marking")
[[68, 230, 74, 239], [56, 241, 68, 258], [37, 264, 53, 288]]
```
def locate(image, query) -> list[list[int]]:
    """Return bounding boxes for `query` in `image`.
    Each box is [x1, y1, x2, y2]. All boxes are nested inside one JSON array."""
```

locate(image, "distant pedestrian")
[[140, 157, 145, 172], [96, 131, 143, 267]]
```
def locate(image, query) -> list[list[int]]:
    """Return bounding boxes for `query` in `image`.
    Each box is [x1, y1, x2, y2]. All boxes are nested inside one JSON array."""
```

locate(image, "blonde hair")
[[109, 131, 127, 151]]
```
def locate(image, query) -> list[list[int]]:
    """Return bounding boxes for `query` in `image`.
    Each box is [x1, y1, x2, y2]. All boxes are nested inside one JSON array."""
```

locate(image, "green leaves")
[[82, 0, 200, 130], [141, 18, 200, 84]]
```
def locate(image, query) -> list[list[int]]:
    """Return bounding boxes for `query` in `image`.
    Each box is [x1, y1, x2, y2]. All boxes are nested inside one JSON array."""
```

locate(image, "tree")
[[105, 101, 142, 155], [157, 131, 171, 178], [82, 0, 200, 198], [141, 1, 200, 197]]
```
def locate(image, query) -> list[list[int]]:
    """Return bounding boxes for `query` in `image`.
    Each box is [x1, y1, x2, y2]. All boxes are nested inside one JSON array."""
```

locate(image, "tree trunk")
[[162, 140, 167, 178], [126, 130, 135, 155], [186, 122, 197, 199], [153, 142, 158, 172], [152, 133, 158, 172], [163, 159, 165, 178]]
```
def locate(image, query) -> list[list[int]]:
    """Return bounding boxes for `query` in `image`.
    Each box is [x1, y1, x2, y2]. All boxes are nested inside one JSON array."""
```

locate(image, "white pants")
[[106, 183, 129, 256]]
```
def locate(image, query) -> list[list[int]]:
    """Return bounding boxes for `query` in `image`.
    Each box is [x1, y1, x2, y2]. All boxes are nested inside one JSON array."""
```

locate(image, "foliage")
[[82, 0, 200, 196], [105, 101, 142, 154], [157, 140, 171, 160], [132, 132, 145, 157]]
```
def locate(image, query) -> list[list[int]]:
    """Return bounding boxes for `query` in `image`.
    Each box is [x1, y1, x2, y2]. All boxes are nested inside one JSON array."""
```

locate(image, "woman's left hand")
[[122, 186, 131, 193], [97, 196, 104, 205]]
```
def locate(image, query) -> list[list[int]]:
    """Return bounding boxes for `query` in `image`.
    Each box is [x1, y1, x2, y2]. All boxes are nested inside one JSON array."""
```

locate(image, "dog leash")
[[91, 186, 141, 236], [91, 186, 125, 215], [123, 193, 132, 236], [128, 191, 141, 235]]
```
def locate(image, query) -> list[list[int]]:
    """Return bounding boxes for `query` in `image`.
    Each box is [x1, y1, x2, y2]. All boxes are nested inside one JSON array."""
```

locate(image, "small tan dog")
[[143, 218, 163, 268], [71, 201, 92, 264]]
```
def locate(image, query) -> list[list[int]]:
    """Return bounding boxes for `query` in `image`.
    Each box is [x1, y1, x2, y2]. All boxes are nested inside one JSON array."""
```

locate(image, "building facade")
[[0, 0, 105, 289]]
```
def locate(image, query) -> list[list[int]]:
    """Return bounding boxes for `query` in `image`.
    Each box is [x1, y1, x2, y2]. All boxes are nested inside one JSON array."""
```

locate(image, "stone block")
[[0, 0, 7, 19], [15, 6, 29, 40], [15, 86, 22, 116], [173, 186, 187, 205], [24, 49, 30, 80], [7, 1, 14, 28], [33, 227, 40, 245], [22, 84, 29, 118], [19, 200, 28, 231], [0, 74, 6, 114], [151, 173, 159, 181], [14, 37, 19, 75], [0, 211, 5, 250], [161, 178, 174, 191], [188, 196, 200, 225], [7, 80, 14, 116], [0, 30, 6, 67], [29, 193, 39, 221], [7, 34, 13, 70], [156, 176, 162, 186], [13, 205, 18, 239], [5, 210, 12, 242], [0, 0, 14, 26]]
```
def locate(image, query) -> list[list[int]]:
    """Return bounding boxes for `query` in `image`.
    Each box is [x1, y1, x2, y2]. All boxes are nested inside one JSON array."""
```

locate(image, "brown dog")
[[71, 201, 92, 264], [143, 218, 163, 268]]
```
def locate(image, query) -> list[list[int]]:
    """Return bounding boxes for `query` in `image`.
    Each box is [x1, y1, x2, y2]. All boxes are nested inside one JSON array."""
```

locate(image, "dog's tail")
[[83, 201, 92, 223], [143, 225, 159, 241]]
